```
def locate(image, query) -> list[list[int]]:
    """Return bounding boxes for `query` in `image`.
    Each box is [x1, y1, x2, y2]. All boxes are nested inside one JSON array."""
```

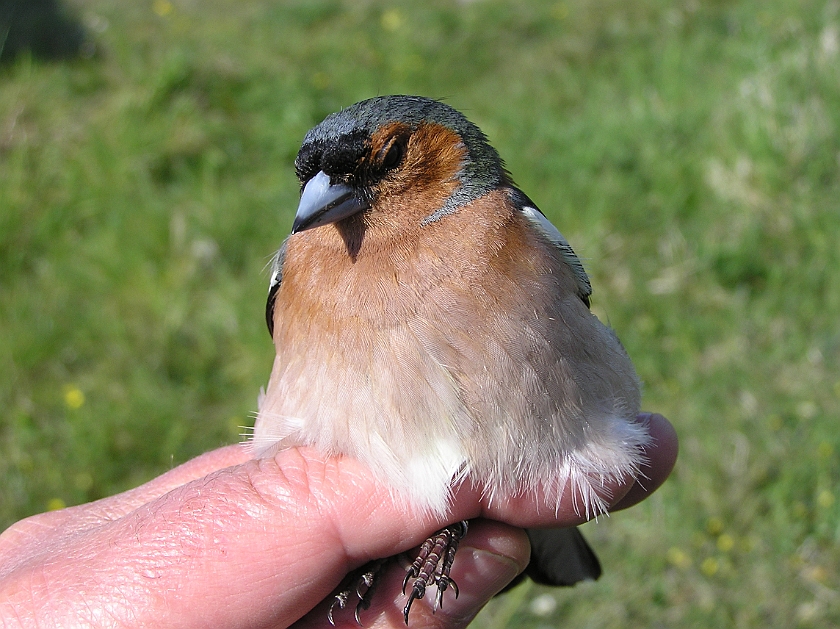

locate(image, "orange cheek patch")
[[407, 123, 467, 187], [362, 123, 468, 230], [371, 123, 467, 195], [369, 121, 466, 183]]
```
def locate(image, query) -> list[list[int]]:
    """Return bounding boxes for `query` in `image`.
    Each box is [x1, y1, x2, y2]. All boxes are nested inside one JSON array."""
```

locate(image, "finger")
[[87, 444, 253, 518], [294, 520, 530, 629], [1, 445, 253, 545], [0, 445, 253, 561], [0, 448, 469, 629], [610, 413, 678, 512]]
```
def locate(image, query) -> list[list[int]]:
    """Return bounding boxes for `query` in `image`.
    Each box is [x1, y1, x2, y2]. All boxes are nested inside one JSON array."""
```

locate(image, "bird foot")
[[328, 558, 387, 626], [327, 521, 468, 626], [402, 521, 468, 624]]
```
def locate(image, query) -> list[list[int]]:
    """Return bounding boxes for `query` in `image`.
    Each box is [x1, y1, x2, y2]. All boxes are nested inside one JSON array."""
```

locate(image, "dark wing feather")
[[265, 239, 288, 338]]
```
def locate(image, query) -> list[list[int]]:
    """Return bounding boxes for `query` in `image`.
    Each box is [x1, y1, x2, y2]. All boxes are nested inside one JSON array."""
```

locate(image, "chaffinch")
[[253, 95, 649, 623]]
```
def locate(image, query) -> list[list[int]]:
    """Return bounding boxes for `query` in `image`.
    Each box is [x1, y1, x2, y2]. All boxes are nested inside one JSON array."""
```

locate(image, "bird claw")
[[328, 590, 347, 626], [403, 579, 426, 624], [402, 521, 468, 624], [434, 573, 459, 610], [329, 558, 385, 626], [354, 598, 370, 626]]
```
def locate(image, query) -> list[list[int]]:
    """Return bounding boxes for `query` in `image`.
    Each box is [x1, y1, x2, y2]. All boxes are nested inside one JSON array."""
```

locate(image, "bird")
[[251, 95, 650, 624]]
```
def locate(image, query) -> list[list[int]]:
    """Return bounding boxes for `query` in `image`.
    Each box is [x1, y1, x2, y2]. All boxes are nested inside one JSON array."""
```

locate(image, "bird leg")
[[402, 521, 468, 624], [327, 521, 468, 626]]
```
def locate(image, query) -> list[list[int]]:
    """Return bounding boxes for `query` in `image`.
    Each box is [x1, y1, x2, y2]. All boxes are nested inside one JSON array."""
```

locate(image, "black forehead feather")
[[299, 95, 505, 191], [295, 128, 368, 181]]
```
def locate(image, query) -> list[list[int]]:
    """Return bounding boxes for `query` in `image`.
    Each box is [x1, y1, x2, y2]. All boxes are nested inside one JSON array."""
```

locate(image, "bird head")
[[291, 95, 510, 238], [266, 96, 591, 336]]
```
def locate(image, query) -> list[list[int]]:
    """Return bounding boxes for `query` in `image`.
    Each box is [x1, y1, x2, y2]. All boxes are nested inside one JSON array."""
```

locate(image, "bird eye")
[[381, 139, 403, 170]]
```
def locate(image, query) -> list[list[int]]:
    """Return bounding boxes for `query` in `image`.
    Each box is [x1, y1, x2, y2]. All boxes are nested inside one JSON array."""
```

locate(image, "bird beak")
[[292, 171, 369, 234]]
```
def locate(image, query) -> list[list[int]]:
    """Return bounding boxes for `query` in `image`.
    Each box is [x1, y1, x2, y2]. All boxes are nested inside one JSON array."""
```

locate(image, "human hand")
[[0, 413, 676, 629]]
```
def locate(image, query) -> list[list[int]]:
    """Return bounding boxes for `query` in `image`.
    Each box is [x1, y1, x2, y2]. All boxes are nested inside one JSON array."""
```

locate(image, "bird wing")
[[265, 238, 288, 337], [509, 187, 592, 307]]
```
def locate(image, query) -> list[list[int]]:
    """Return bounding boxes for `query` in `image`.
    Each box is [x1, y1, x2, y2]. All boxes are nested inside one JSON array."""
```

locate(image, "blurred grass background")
[[1, 0, 839, 626]]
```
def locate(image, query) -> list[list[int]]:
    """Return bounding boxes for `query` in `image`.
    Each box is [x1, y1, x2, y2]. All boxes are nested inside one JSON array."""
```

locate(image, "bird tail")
[[524, 527, 602, 586]]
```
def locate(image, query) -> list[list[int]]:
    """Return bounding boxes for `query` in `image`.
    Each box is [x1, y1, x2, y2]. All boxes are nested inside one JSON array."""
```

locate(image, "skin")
[[0, 413, 677, 629]]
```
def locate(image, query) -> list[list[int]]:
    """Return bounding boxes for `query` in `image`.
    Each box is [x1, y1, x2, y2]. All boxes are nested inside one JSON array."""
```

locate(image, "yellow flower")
[[666, 547, 691, 569], [153, 0, 173, 17], [706, 516, 724, 536], [381, 9, 403, 32], [700, 557, 719, 576], [63, 386, 85, 410], [716, 534, 735, 552]]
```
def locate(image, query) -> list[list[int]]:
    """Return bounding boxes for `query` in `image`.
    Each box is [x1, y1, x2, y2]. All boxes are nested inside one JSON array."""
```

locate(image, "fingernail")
[[441, 547, 522, 622]]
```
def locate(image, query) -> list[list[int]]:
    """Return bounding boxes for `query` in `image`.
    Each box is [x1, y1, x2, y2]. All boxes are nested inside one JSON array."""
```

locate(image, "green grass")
[[1, 0, 839, 626]]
